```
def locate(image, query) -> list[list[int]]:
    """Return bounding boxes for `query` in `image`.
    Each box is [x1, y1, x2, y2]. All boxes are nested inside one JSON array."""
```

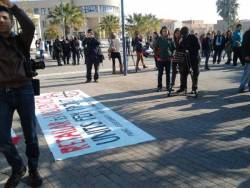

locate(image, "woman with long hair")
[[155, 26, 174, 95], [171, 28, 181, 88]]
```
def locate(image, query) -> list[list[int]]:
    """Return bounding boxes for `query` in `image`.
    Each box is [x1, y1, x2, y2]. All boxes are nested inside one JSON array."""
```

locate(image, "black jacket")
[[242, 29, 250, 63], [179, 34, 200, 58], [83, 37, 101, 64], [0, 5, 35, 87], [202, 37, 212, 51], [213, 35, 226, 50]]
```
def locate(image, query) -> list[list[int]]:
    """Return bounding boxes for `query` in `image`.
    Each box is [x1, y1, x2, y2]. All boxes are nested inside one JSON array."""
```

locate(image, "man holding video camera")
[[0, 0, 42, 187]]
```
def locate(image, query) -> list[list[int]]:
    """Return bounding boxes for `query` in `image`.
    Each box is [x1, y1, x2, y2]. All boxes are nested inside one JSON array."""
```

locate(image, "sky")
[[124, 0, 250, 24]]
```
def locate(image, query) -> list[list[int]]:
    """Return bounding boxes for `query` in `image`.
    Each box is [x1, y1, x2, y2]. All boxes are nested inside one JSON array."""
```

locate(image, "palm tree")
[[45, 24, 61, 39], [47, 3, 84, 36], [126, 13, 146, 36], [216, 0, 239, 28], [99, 15, 120, 38], [126, 13, 160, 38], [143, 14, 161, 39]]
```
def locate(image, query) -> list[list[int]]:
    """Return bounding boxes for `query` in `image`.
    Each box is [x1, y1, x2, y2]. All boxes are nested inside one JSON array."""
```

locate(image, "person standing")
[[133, 34, 148, 72], [83, 29, 101, 82], [155, 26, 174, 94], [212, 31, 225, 64], [109, 33, 123, 74], [53, 36, 63, 66], [238, 28, 250, 93], [177, 26, 200, 95], [47, 40, 53, 56], [232, 24, 244, 66], [61, 37, 71, 65], [125, 35, 131, 56], [171, 28, 181, 86], [203, 32, 213, 70], [224, 30, 233, 64], [71, 36, 80, 65], [152, 31, 160, 70], [38, 38, 45, 59], [0, 1, 43, 187]]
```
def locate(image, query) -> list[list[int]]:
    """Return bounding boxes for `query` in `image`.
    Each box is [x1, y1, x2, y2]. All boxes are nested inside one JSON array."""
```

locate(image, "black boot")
[[28, 170, 43, 187], [5, 166, 26, 188], [176, 88, 187, 94]]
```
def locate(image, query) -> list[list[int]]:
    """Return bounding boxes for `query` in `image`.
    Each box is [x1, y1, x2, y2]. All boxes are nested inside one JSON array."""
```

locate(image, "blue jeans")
[[239, 63, 250, 91], [204, 50, 210, 68], [0, 83, 39, 173]]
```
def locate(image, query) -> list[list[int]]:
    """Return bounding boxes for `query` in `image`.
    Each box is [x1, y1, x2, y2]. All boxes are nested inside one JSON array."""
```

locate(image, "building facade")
[[182, 20, 214, 34], [160, 19, 182, 33], [15, 0, 120, 39], [214, 20, 250, 33]]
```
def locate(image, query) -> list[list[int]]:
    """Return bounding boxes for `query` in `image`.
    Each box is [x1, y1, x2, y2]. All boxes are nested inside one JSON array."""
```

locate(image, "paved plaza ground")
[[1, 54, 250, 188]]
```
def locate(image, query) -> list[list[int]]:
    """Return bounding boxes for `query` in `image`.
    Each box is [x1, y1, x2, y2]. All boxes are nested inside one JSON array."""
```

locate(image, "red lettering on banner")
[[36, 102, 61, 118], [56, 139, 90, 154], [51, 128, 77, 135], [54, 131, 81, 140], [48, 121, 90, 154], [60, 143, 90, 154]]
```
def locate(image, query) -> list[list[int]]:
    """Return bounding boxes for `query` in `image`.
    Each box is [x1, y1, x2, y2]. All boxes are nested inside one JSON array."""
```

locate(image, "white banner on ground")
[[35, 90, 155, 160]]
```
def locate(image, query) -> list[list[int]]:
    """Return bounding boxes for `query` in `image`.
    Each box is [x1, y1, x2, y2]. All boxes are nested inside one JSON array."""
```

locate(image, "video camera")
[[25, 58, 45, 78]]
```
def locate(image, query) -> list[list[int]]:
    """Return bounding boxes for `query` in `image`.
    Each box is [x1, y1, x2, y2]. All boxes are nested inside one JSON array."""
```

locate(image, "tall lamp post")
[[60, 0, 65, 37], [121, 0, 127, 75]]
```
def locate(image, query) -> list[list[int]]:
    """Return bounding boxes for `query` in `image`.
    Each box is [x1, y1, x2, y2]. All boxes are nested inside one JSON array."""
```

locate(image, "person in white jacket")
[[109, 33, 123, 74]]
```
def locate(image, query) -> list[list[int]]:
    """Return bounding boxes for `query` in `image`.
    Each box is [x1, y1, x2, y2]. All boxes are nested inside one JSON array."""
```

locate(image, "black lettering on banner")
[[81, 123, 120, 145], [66, 105, 86, 112], [60, 100, 79, 107], [71, 112, 96, 122], [53, 115, 67, 122], [92, 133, 120, 145]]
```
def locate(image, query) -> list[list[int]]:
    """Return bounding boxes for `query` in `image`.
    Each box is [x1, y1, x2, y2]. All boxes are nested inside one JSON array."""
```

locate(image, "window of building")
[[33, 8, 39, 14], [83, 5, 98, 13], [99, 5, 118, 13], [41, 8, 47, 15]]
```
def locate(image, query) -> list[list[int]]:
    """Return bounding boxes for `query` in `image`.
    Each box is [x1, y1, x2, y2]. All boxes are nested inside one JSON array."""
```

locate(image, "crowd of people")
[[35, 36, 84, 66], [128, 24, 250, 96], [200, 24, 244, 69], [36, 23, 250, 95]]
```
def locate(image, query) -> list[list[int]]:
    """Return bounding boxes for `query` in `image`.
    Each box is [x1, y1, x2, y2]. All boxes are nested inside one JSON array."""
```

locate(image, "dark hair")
[[180, 26, 189, 36], [236, 24, 242, 28], [174, 28, 180, 36], [0, 6, 13, 22], [87, 29, 93, 33], [153, 31, 158, 36], [0, 6, 10, 14], [173, 28, 180, 42], [160, 26, 169, 36]]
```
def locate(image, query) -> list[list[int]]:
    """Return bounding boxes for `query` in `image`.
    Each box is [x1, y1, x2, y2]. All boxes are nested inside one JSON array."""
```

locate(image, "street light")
[[121, 0, 127, 76], [60, 0, 65, 37]]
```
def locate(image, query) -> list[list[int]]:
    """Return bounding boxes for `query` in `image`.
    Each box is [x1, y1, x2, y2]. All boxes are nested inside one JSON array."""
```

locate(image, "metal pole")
[[60, 0, 65, 37], [228, 0, 231, 29], [121, 0, 127, 75]]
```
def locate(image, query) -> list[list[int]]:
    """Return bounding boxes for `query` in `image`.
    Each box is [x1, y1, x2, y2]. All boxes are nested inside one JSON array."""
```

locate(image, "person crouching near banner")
[[83, 29, 101, 83], [177, 26, 201, 95], [155, 26, 174, 95], [0, 1, 43, 187]]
